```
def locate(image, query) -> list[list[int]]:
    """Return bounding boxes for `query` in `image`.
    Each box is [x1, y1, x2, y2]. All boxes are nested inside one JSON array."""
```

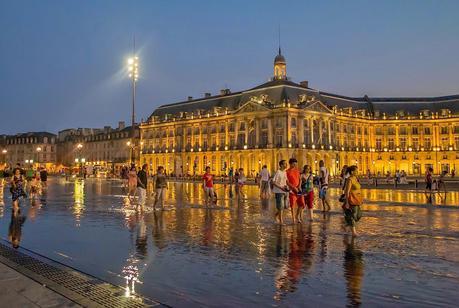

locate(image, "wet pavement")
[[0, 178, 458, 307]]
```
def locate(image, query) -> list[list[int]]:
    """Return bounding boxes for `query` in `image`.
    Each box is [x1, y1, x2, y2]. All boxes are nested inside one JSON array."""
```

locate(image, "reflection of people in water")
[[343, 235, 364, 307], [274, 225, 315, 300], [8, 210, 26, 248], [135, 214, 148, 258], [201, 210, 214, 246]]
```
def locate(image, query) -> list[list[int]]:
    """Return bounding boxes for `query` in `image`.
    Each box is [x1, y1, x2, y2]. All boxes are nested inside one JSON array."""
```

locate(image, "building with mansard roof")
[[140, 49, 459, 176]]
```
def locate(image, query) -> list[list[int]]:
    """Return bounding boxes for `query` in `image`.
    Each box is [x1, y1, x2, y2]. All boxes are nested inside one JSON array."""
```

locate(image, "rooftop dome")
[[274, 48, 286, 64]]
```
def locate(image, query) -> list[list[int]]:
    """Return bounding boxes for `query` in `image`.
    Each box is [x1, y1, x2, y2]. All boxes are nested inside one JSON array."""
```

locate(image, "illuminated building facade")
[[2, 132, 57, 170], [57, 122, 139, 173], [141, 50, 459, 176]]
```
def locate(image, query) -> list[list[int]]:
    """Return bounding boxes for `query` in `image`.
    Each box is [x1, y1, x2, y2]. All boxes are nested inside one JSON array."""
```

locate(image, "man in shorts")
[[286, 158, 305, 223], [319, 160, 331, 212], [272, 160, 289, 225], [202, 166, 215, 206], [259, 165, 270, 199]]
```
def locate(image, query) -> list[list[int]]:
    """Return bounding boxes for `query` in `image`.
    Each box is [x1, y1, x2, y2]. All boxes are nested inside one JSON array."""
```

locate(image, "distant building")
[[3, 132, 57, 171], [57, 121, 140, 173], [140, 49, 459, 176]]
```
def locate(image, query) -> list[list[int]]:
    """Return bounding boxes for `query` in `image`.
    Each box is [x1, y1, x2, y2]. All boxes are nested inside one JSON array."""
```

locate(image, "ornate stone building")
[[140, 50, 459, 176], [2, 132, 57, 171], [57, 122, 139, 173]]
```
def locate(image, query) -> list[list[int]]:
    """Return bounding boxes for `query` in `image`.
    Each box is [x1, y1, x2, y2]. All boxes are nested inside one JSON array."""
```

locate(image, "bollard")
[[415, 179, 418, 189], [375, 178, 378, 187]]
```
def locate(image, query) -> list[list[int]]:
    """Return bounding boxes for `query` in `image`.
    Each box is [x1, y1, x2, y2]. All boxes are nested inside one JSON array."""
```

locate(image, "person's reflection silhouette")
[[274, 225, 315, 300], [202, 209, 214, 246], [135, 213, 148, 258], [9, 210, 26, 249], [152, 210, 167, 249], [343, 235, 364, 307]]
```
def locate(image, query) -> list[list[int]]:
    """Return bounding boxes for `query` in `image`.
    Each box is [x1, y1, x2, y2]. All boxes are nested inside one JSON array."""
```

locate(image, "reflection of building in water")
[[73, 180, 85, 225], [343, 236, 364, 307], [122, 260, 140, 297]]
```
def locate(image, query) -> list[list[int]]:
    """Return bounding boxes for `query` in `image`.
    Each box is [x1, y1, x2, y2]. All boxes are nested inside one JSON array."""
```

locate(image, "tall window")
[[400, 137, 406, 149], [412, 137, 419, 149], [441, 126, 448, 134], [455, 136, 459, 149], [291, 117, 297, 128], [424, 127, 431, 135], [275, 131, 283, 147], [388, 138, 395, 149], [424, 138, 431, 149]]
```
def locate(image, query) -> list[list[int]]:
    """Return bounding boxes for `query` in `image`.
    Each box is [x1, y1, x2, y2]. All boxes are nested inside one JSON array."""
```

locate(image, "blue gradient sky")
[[1, 0, 458, 134]]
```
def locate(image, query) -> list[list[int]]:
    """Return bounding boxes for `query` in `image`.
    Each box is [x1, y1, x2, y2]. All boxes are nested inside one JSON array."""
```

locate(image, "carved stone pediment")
[[234, 101, 271, 114], [302, 100, 333, 114]]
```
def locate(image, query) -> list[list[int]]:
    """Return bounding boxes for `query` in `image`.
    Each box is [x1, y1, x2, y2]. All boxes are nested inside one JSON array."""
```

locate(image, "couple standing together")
[[272, 158, 331, 225]]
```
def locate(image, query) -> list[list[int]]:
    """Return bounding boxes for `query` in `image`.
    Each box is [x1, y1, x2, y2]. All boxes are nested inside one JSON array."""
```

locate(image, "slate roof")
[[149, 79, 459, 119]]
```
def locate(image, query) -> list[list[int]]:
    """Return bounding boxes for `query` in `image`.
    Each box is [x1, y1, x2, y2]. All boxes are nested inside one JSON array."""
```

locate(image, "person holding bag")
[[343, 165, 363, 237]]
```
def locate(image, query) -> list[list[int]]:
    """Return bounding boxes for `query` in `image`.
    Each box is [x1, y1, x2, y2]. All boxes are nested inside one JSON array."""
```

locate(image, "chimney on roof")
[[204, 92, 211, 98], [220, 88, 231, 96], [118, 121, 125, 130], [300, 81, 308, 88], [187, 96, 193, 101]]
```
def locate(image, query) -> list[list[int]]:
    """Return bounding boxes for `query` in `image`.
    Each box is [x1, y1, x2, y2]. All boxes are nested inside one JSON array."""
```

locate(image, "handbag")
[[348, 191, 363, 206]]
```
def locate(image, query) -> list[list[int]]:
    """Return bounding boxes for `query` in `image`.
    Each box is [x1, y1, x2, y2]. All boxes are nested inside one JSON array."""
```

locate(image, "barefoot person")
[[10, 168, 26, 214], [300, 165, 314, 221], [127, 164, 138, 203], [136, 164, 148, 211], [319, 160, 331, 212], [202, 166, 215, 206], [424, 167, 434, 203], [272, 160, 289, 225], [237, 168, 247, 199], [152, 166, 167, 209], [259, 165, 270, 199], [343, 166, 363, 237], [286, 158, 304, 223]]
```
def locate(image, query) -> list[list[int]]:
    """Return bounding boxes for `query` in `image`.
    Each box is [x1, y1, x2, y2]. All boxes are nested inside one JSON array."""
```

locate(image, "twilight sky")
[[1, 0, 458, 134]]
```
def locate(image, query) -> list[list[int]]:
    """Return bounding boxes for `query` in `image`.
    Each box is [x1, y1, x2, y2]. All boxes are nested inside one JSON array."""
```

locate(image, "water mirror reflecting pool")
[[0, 178, 458, 307]]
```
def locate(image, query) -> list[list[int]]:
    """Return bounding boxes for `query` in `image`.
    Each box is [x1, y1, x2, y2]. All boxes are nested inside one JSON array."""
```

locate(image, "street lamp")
[[36, 146, 42, 167], [127, 56, 139, 164]]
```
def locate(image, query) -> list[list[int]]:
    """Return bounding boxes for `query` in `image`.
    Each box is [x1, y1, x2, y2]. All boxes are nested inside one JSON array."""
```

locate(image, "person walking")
[[425, 167, 434, 203], [437, 170, 448, 202], [10, 168, 26, 214], [127, 164, 138, 203], [259, 165, 271, 199], [272, 160, 289, 225], [136, 164, 148, 210], [237, 168, 246, 199], [39, 167, 48, 190], [343, 165, 363, 237], [152, 166, 168, 210], [202, 166, 215, 206], [286, 158, 304, 224], [319, 160, 331, 212], [29, 172, 41, 201], [300, 165, 314, 222]]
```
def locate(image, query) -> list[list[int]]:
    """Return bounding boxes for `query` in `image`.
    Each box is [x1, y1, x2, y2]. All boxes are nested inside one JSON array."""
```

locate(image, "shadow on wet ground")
[[0, 178, 458, 307]]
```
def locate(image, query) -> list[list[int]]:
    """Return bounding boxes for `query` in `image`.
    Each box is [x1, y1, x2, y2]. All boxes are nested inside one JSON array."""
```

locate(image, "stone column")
[[310, 118, 314, 144], [255, 118, 260, 148], [298, 117, 304, 146], [327, 119, 332, 145], [267, 117, 273, 148]]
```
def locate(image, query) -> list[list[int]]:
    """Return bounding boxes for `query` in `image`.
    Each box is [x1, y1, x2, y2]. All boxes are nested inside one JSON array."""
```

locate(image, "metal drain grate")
[[0, 241, 161, 308]]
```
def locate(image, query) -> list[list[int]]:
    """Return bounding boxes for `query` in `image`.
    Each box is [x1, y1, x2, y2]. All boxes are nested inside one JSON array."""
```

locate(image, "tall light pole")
[[127, 56, 139, 164]]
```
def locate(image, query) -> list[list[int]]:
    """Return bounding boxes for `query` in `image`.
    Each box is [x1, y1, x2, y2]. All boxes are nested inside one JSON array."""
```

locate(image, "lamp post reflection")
[[73, 179, 85, 226]]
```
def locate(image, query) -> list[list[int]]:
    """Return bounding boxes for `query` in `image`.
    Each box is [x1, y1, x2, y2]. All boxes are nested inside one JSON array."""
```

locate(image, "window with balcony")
[[424, 138, 431, 149], [275, 131, 283, 147], [455, 137, 459, 149], [412, 137, 419, 149], [388, 138, 395, 149], [291, 117, 297, 128], [400, 137, 406, 149]]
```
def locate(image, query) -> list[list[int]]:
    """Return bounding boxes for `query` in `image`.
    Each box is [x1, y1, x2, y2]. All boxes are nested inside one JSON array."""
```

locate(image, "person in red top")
[[286, 158, 305, 223], [202, 166, 215, 206]]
